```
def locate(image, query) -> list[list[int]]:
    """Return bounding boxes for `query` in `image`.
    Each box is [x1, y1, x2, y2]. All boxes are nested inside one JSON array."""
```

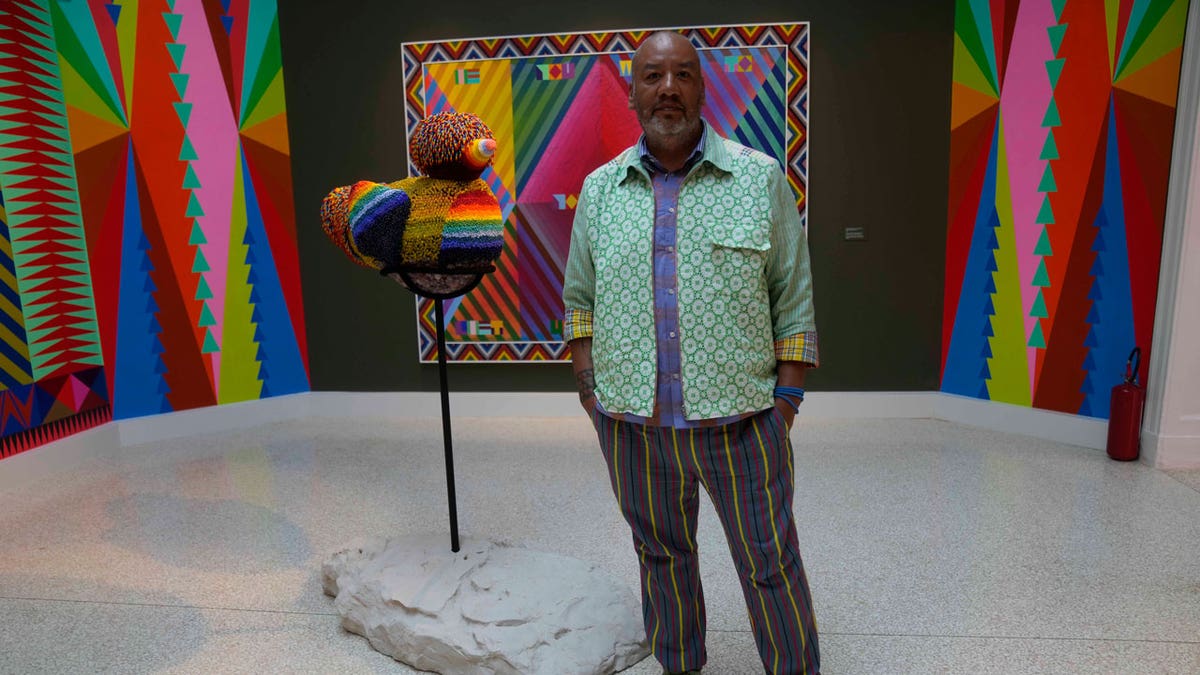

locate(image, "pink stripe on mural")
[[999, 0, 1056, 395], [178, 0, 237, 394]]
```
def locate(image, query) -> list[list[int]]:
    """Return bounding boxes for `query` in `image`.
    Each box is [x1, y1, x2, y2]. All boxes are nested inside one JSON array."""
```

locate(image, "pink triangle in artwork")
[[70, 375, 92, 411]]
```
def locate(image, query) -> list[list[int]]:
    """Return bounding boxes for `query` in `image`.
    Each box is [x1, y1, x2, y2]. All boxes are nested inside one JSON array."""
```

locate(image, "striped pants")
[[593, 407, 820, 674]]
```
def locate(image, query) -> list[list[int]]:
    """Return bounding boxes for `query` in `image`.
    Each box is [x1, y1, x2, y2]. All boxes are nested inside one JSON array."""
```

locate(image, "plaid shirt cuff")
[[563, 308, 594, 341], [775, 331, 819, 366]]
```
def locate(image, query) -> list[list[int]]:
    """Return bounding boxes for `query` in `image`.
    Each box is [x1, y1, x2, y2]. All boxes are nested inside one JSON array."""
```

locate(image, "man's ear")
[[628, 82, 635, 110]]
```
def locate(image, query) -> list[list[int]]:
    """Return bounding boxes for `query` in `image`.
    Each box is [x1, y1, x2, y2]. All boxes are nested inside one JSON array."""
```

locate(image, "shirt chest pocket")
[[706, 217, 771, 289], [683, 175, 772, 272], [708, 218, 770, 252]]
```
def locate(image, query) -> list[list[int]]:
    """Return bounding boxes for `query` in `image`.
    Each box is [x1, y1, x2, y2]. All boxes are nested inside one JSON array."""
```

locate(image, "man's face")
[[628, 35, 705, 144]]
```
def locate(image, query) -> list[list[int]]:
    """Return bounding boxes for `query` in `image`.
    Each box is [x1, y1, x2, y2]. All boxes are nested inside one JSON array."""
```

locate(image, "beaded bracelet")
[[774, 386, 806, 401], [775, 396, 801, 413], [773, 386, 806, 412]]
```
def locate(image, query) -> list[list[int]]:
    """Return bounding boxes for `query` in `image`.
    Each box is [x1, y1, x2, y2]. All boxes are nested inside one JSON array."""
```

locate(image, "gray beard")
[[644, 115, 702, 147]]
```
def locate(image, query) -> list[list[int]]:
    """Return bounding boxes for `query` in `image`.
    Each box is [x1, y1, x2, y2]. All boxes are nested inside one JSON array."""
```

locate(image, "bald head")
[[631, 31, 700, 73]]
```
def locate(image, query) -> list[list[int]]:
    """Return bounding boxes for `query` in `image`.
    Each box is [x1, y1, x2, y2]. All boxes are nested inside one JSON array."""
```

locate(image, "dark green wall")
[[279, 2, 953, 393]]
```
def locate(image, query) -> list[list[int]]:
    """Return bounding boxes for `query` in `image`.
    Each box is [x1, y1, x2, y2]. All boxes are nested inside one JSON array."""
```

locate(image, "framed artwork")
[[402, 23, 809, 362]]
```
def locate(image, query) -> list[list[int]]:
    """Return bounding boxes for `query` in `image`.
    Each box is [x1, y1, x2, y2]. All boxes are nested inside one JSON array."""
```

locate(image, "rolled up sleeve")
[[562, 183, 596, 340], [765, 166, 819, 366], [774, 332, 819, 366]]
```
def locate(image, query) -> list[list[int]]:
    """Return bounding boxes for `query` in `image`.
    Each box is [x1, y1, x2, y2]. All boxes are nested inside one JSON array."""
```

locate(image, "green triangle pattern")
[[180, 135, 198, 161], [1045, 58, 1065, 88], [1033, 16, 1067, 338], [1036, 195, 1055, 224], [1048, 24, 1067, 56], [1028, 321, 1047, 348], [192, 248, 210, 273], [1040, 132, 1059, 160], [185, 192, 204, 217], [1051, 0, 1068, 22], [195, 276, 214, 300], [170, 72, 189, 99], [162, 13, 183, 40], [165, 4, 212, 349], [202, 330, 220, 353], [183, 164, 201, 189], [1031, 290, 1049, 318], [1042, 97, 1061, 127], [1032, 258, 1051, 286], [1034, 228, 1053, 256], [167, 42, 187, 70], [173, 101, 192, 127], [1038, 164, 1058, 192], [189, 221, 207, 245], [198, 303, 216, 327], [173, 0, 213, 365]]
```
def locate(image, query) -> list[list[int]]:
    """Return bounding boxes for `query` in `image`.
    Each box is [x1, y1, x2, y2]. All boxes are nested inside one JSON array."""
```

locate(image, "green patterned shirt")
[[562, 124, 818, 419]]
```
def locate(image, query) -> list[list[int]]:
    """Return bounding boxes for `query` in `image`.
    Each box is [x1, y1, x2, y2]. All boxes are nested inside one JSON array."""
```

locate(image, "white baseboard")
[[303, 390, 585, 419], [302, 390, 941, 421], [2, 391, 1132, 476], [796, 391, 940, 418], [1141, 429, 1200, 469], [140, 390, 1096, 449], [934, 392, 1110, 450]]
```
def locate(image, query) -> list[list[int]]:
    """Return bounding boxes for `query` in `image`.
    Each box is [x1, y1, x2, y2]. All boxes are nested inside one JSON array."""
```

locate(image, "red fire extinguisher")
[[1106, 347, 1145, 461]]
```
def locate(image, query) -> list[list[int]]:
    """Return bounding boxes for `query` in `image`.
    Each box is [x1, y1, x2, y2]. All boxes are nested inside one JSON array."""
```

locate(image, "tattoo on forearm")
[[577, 368, 595, 403]]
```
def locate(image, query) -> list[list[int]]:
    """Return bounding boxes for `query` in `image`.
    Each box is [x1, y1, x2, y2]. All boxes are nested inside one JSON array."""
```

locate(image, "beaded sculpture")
[[320, 112, 503, 273], [410, 112, 495, 180]]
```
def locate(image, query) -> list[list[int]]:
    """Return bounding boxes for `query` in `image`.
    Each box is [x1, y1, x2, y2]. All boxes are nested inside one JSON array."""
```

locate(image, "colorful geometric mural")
[[0, 0, 308, 459], [941, 0, 1189, 419], [402, 24, 809, 362]]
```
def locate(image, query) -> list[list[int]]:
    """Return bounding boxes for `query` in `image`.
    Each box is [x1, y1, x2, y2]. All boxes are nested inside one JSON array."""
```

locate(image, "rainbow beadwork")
[[346, 181, 412, 270], [376, 176, 500, 269], [320, 184, 365, 267], [319, 111, 504, 273]]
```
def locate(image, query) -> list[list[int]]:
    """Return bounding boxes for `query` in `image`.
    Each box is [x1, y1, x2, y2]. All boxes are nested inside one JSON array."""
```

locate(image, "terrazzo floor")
[[1, 415, 1198, 674]]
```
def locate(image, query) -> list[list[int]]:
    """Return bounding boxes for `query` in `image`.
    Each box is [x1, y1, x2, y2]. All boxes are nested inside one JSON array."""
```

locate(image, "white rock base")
[[322, 534, 650, 674]]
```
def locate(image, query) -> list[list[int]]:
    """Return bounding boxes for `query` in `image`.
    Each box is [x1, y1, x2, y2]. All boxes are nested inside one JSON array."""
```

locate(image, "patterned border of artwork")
[[402, 23, 809, 363]]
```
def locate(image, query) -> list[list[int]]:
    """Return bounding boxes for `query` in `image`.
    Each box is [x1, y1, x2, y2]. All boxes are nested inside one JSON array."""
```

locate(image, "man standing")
[[562, 31, 820, 675]]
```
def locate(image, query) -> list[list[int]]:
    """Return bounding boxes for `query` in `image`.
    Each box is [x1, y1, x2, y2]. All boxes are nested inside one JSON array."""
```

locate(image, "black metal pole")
[[434, 299, 460, 553]]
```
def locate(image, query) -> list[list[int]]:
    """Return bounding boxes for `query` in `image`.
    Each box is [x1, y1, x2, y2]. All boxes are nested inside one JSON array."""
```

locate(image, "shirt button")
[[672, 373, 679, 380], [669, 331, 676, 338], [668, 289, 675, 295], [668, 207, 675, 214], [667, 246, 674, 253]]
